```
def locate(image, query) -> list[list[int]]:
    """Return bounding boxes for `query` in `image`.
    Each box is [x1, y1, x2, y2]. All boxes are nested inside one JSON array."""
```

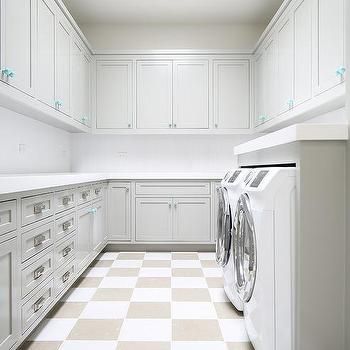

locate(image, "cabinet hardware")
[[34, 203, 46, 214], [258, 115, 266, 123], [82, 191, 89, 200], [62, 246, 72, 257], [336, 66, 346, 77], [174, 203, 177, 209], [90, 208, 97, 214], [287, 99, 294, 109], [173, 123, 177, 128], [55, 100, 63, 109], [95, 188, 101, 195], [168, 123, 172, 128], [62, 221, 71, 231], [62, 196, 71, 205], [34, 234, 46, 247], [215, 123, 218, 128], [168, 203, 171, 208], [2, 68, 15, 78], [125, 187, 129, 192], [34, 296, 45, 313], [128, 123, 131, 128], [62, 271, 71, 283], [33, 265, 45, 280]]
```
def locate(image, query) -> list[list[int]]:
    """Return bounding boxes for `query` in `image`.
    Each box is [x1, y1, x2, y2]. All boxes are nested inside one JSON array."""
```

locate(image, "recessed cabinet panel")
[[173, 61, 209, 129], [21, 193, 54, 227], [264, 36, 277, 121], [76, 206, 92, 272], [213, 60, 250, 129], [136, 61, 173, 129], [97, 61, 133, 129], [92, 200, 105, 252], [71, 40, 83, 123], [0, 200, 17, 236], [81, 52, 91, 126], [254, 51, 265, 126]]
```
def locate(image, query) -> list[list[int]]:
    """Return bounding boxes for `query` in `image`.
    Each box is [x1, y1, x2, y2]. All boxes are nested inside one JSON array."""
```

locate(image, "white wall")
[[80, 23, 264, 51], [70, 134, 252, 173], [0, 107, 71, 174]]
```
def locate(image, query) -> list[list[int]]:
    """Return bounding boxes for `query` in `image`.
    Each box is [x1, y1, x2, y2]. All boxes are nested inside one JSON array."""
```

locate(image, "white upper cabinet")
[[313, 0, 345, 94], [254, 51, 266, 125], [96, 61, 133, 129], [173, 61, 209, 129], [264, 36, 277, 122], [36, 0, 55, 107], [71, 40, 83, 124], [81, 51, 91, 126], [213, 60, 250, 129], [0, 0, 34, 95], [136, 61, 173, 129]]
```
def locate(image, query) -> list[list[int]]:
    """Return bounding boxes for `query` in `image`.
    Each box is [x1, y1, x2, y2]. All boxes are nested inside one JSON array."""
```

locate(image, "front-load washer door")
[[232, 193, 257, 303], [216, 188, 232, 267]]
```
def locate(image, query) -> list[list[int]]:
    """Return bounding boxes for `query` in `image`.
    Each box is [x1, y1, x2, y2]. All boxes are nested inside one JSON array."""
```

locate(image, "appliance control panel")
[[228, 170, 242, 183], [250, 170, 269, 188]]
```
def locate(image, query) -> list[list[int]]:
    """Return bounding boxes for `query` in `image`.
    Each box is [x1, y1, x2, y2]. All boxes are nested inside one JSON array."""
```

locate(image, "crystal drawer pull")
[[34, 234, 46, 247], [62, 196, 71, 205], [82, 191, 89, 200], [95, 188, 101, 195], [62, 271, 71, 283], [62, 246, 72, 257], [62, 221, 71, 231], [34, 296, 45, 313], [33, 265, 45, 280], [34, 203, 46, 214]]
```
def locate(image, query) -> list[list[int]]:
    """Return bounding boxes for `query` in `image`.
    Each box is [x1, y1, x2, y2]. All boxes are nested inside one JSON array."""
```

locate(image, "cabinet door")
[[71, 40, 83, 123], [173, 198, 211, 242], [293, 0, 312, 106], [313, 0, 345, 94], [213, 60, 250, 129], [264, 36, 277, 121], [36, 0, 55, 107], [108, 184, 131, 241], [213, 183, 221, 242], [276, 15, 294, 115], [92, 200, 105, 252], [1, 0, 33, 95], [81, 51, 91, 126], [96, 61, 133, 129], [76, 206, 92, 272], [173, 61, 209, 129], [0, 238, 19, 350], [55, 17, 71, 115], [135, 198, 172, 241], [136, 61, 172, 129], [254, 51, 266, 125]]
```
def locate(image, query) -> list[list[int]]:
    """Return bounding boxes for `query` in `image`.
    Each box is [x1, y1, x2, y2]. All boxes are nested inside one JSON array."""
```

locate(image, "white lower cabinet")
[[76, 205, 92, 273], [0, 237, 19, 350], [92, 200, 106, 252]]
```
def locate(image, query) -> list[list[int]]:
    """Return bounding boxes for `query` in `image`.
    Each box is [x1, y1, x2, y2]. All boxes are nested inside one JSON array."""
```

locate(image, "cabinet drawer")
[[55, 233, 77, 269], [0, 200, 17, 235], [135, 182, 210, 195], [21, 250, 54, 298], [77, 186, 92, 206], [55, 211, 76, 242], [21, 222, 54, 262], [55, 259, 76, 296], [92, 183, 104, 200], [22, 279, 54, 333], [54, 189, 76, 214], [21, 193, 54, 226]]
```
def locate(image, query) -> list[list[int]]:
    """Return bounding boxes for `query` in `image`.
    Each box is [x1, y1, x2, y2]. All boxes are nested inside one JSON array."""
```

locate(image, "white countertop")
[[0, 172, 224, 195], [234, 123, 348, 155]]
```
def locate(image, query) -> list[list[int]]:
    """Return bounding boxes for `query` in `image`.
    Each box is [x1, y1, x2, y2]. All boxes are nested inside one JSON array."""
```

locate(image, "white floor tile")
[[208, 288, 230, 302], [79, 301, 129, 319], [172, 302, 217, 319], [202, 268, 223, 278], [171, 260, 201, 268], [60, 341, 118, 350], [112, 260, 143, 268], [139, 268, 171, 277], [198, 253, 216, 260], [118, 319, 171, 341], [82, 267, 110, 278], [144, 252, 172, 260], [131, 288, 171, 302], [172, 341, 227, 350], [29, 319, 77, 341], [172, 277, 207, 289], [98, 252, 119, 260], [62, 288, 96, 302], [99, 277, 137, 288], [219, 319, 249, 342]]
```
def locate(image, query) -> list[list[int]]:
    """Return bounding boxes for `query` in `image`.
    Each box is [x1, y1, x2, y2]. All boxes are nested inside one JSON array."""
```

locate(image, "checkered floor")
[[22, 252, 253, 350]]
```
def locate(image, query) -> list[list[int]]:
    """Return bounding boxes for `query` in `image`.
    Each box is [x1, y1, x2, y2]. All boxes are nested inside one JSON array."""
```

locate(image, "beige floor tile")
[[172, 320, 223, 341], [172, 253, 199, 260], [172, 288, 211, 302], [206, 277, 223, 288], [92, 288, 133, 301], [117, 342, 170, 350], [90, 260, 114, 268], [47, 302, 86, 318], [73, 277, 103, 288], [226, 342, 254, 350], [117, 253, 145, 260], [127, 302, 171, 318], [107, 268, 140, 277], [214, 302, 243, 319], [136, 277, 171, 288], [68, 319, 123, 340], [201, 260, 218, 268], [19, 342, 62, 350], [172, 268, 203, 277], [142, 260, 171, 268]]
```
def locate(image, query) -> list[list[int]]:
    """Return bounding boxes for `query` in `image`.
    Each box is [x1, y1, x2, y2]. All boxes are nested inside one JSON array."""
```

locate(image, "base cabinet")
[[92, 199, 106, 252], [76, 205, 92, 272]]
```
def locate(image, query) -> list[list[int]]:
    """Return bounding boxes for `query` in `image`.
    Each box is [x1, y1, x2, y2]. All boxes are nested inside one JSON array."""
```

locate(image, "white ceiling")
[[63, 0, 284, 26]]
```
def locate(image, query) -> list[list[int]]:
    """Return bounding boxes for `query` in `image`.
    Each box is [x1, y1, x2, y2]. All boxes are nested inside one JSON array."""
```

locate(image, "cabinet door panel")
[[136, 198, 172, 241], [81, 52, 91, 126], [213, 60, 250, 129], [264, 36, 277, 121], [97, 61, 133, 129], [92, 200, 105, 252], [173, 198, 211, 242], [71, 40, 83, 123], [76, 206, 92, 272], [254, 51, 265, 125], [173, 61, 209, 129], [136, 61, 172, 129]]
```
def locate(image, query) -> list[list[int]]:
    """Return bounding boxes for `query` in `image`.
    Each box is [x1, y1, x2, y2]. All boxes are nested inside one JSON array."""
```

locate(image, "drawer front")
[[92, 183, 104, 200], [21, 251, 54, 298], [21, 193, 54, 226], [55, 233, 77, 269], [54, 189, 76, 214], [21, 222, 54, 262], [77, 186, 92, 206], [55, 211, 76, 242], [22, 279, 54, 333], [54, 259, 76, 296], [135, 182, 211, 195], [0, 200, 17, 235]]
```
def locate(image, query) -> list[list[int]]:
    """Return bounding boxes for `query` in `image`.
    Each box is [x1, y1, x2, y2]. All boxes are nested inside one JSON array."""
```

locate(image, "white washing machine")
[[216, 168, 254, 311], [232, 167, 296, 350]]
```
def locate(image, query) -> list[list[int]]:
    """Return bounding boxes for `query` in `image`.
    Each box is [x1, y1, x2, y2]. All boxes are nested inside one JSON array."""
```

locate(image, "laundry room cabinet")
[[76, 205, 92, 273], [92, 199, 106, 253]]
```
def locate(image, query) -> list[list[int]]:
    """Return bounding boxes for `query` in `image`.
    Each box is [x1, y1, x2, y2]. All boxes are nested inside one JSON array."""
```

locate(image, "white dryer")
[[232, 167, 296, 350]]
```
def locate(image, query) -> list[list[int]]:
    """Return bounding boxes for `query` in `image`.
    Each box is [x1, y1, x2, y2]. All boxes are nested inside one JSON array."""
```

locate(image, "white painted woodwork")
[[71, 40, 83, 123], [108, 184, 131, 241], [254, 51, 265, 125], [96, 61, 133, 129], [81, 51, 91, 126], [54, 259, 76, 296], [0, 238, 19, 350], [213, 183, 221, 241], [21, 193, 54, 227], [136, 61, 173, 129], [54, 189, 75, 214], [54, 233, 77, 269], [135, 182, 210, 195], [135, 198, 173, 241], [264, 36, 277, 121], [0, 200, 17, 236], [213, 60, 250, 129], [36, 0, 55, 107], [92, 184, 104, 201], [0, 0, 33, 94], [55, 211, 76, 242], [173, 198, 211, 242], [173, 60, 209, 129], [76, 186, 92, 206], [76, 206, 92, 272], [92, 200, 105, 252]]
